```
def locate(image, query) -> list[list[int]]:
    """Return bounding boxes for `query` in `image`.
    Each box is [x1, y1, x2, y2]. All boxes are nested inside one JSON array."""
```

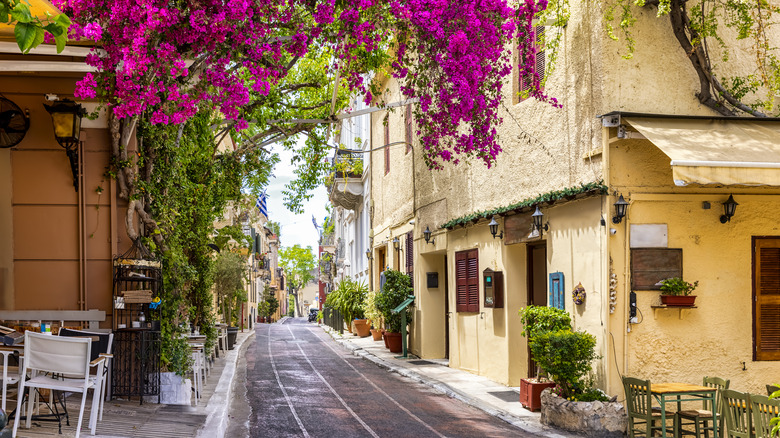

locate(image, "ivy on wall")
[[441, 181, 607, 230]]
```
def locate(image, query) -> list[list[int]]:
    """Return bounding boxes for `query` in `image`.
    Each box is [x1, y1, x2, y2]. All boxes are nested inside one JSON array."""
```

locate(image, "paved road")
[[240, 318, 534, 438]]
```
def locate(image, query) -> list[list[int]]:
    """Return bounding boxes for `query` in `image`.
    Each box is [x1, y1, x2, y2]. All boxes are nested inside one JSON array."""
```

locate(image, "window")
[[755, 237, 780, 360], [384, 115, 390, 175], [455, 249, 479, 312], [405, 105, 412, 154], [519, 25, 545, 101]]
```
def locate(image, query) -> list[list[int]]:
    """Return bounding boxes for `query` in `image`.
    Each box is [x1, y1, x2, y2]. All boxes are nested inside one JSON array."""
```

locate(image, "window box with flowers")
[[658, 277, 699, 307]]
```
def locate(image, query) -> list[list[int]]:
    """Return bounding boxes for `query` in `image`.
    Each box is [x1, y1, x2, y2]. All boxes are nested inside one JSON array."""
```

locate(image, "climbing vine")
[[605, 0, 780, 116], [135, 111, 274, 374]]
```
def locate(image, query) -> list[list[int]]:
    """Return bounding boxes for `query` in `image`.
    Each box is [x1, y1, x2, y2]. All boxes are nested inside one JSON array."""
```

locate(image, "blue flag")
[[256, 190, 268, 218]]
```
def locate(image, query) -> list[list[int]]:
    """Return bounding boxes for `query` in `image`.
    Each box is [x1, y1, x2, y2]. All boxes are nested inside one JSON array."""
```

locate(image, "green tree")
[[266, 220, 281, 237], [214, 251, 248, 326], [279, 244, 317, 292]]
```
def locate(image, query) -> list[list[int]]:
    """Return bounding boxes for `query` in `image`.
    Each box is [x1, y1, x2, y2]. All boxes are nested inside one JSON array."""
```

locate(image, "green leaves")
[[4, 0, 71, 54]]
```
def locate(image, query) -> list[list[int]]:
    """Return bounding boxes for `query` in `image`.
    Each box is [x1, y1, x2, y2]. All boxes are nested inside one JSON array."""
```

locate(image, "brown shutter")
[[405, 105, 412, 154], [756, 238, 780, 360], [406, 231, 414, 277], [455, 249, 479, 312], [520, 25, 545, 97], [384, 115, 390, 175]]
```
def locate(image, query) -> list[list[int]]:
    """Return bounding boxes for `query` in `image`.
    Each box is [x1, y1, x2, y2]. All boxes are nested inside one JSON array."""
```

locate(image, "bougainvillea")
[[54, 0, 553, 172]]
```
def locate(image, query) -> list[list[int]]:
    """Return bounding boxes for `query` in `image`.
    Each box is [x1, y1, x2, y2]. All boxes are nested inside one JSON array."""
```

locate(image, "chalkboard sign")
[[631, 248, 683, 290]]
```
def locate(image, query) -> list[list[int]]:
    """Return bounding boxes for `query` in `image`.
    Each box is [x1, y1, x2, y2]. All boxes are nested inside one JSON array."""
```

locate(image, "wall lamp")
[[532, 207, 549, 234], [44, 98, 85, 191], [423, 226, 436, 245], [488, 216, 504, 240], [612, 195, 629, 224], [720, 194, 738, 223], [365, 248, 373, 260]]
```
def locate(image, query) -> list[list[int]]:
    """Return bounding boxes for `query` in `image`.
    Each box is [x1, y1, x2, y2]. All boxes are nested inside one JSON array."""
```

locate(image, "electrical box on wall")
[[483, 268, 504, 308]]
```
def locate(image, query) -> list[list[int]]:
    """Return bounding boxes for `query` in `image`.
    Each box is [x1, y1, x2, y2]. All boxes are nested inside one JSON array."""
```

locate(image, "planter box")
[[159, 372, 192, 405], [520, 378, 556, 412], [660, 295, 697, 307], [541, 389, 626, 437]]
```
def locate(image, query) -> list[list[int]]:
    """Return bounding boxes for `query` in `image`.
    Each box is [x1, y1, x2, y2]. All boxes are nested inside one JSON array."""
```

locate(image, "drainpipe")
[[78, 138, 86, 311]]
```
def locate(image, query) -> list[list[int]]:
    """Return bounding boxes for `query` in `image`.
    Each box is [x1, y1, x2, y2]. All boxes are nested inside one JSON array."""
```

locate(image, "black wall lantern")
[[392, 236, 401, 259], [488, 216, 503, 239], [44, 99, 85, 191], [720, 194, 738, 223], [423, 226, 435, 245], [365, 248, 372, 260], [612, 195, 629, 224], [532, 206, 549, 234]]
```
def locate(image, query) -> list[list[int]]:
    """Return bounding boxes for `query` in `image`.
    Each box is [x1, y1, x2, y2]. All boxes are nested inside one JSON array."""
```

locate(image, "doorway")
[[526, 242, 547, 377]]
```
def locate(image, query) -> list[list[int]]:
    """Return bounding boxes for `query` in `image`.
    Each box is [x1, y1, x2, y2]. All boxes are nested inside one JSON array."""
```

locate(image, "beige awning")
[[624, 117, 780, 187]]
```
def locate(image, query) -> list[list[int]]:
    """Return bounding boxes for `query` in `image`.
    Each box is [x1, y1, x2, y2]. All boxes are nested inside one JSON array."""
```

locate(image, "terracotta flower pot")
[[519, 378, 556, 412], [660, 295, 696, 307], [383, 331, 389, 348], [384, 332, 402, 353], [354, 319, 371, 338], [370, 328, 384, 341]]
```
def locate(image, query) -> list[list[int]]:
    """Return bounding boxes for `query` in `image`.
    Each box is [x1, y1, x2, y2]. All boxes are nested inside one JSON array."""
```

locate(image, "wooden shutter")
[[384, 115, 390, 175], [405, 105, 412, 154], [405, 231, 414, 277], [755, 238, 780, 360], [456, 249, 479, 312], [549, 272, 565, 310], [520, 25, 545, 97]]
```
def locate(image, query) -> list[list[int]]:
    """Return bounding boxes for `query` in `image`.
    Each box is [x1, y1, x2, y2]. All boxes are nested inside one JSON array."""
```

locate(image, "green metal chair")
[[675, 376, 729, 438], [721, 389, 752, 438], [623, 376, 675, 438], [750, 393, 780, 438]]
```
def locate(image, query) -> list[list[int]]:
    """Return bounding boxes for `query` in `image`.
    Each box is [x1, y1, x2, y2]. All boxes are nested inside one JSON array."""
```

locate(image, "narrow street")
[[241, 318, 532, 438]]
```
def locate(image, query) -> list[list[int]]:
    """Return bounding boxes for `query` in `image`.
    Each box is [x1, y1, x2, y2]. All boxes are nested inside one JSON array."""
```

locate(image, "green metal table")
[[651, 382, 718, 438]]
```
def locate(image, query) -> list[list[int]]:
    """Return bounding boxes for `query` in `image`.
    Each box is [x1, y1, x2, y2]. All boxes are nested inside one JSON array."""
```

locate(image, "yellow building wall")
[[607, 134, 780, 396]]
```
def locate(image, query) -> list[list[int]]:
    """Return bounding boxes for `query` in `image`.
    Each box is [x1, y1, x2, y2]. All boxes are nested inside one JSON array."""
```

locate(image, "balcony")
[[328, 149, 364, 210]]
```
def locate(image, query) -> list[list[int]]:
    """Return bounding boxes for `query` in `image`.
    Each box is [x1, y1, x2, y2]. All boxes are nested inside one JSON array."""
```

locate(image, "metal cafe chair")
[[12, 331, 107, 438], [675, 376, 729, 438], [623, 376, 675, 438]]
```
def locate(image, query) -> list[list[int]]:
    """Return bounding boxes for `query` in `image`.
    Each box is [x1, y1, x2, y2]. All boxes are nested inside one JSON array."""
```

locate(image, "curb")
[[197, 329, 256, 438], [322, 327, 573, 438]]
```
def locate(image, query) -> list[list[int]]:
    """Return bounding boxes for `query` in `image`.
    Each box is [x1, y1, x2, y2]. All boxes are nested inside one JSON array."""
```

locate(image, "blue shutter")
[[549, 272, 565, 310]]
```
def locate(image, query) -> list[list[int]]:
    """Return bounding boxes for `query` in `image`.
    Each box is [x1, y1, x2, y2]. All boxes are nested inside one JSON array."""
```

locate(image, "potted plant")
[[658, 277, 699, 307], [214, 251, 247, 349], [330, 278, 369, 336], [519, 306, 571, 411], [363, 291, 384, 341], [376, 270, 413, 353]]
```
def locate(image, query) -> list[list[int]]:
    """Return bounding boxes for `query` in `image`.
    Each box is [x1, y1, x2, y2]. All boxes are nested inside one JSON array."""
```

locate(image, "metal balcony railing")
[[332, 149, 363, 178]]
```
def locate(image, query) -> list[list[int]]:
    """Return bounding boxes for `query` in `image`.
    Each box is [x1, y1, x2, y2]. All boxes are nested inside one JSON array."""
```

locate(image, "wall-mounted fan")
[[0, 96, 30, 148]]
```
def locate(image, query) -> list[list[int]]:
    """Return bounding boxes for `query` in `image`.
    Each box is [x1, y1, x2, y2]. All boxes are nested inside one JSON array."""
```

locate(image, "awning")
[[624, 117, 780, 186]]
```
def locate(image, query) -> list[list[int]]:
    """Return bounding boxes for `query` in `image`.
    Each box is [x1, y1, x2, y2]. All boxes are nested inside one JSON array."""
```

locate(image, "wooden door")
[[754, 237, 780, 360], [526, 242, 547, 377]]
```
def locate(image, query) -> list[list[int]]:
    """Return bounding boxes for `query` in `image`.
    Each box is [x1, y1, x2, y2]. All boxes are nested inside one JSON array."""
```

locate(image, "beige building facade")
[[368, 1, 780, 398]]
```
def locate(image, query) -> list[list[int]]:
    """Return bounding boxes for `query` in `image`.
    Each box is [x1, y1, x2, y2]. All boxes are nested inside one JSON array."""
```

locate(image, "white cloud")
[[266, 143, 327, 257]]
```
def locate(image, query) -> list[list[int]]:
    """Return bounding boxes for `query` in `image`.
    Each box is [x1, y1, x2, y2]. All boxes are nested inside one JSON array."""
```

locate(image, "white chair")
[[1, 348, 20, 413], [12, 331, 107, 438], [189, 347, 203, 405], [58, 328, 113, 422]]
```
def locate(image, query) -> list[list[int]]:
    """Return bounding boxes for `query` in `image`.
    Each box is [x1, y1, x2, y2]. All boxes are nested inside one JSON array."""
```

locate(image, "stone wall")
[[540, 389, 627, 437]]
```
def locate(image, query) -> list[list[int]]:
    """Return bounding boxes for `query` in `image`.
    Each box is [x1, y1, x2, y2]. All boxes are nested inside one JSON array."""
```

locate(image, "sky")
[[265, 143, 328, 257]]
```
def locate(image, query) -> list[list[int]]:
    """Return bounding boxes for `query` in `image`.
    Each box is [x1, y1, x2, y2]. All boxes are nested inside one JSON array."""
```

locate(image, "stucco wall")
[[607, 135, 780, 395]]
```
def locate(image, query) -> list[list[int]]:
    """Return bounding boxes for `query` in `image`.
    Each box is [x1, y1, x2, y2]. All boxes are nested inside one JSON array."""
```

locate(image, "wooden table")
[[651, 382, 718, 438]]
